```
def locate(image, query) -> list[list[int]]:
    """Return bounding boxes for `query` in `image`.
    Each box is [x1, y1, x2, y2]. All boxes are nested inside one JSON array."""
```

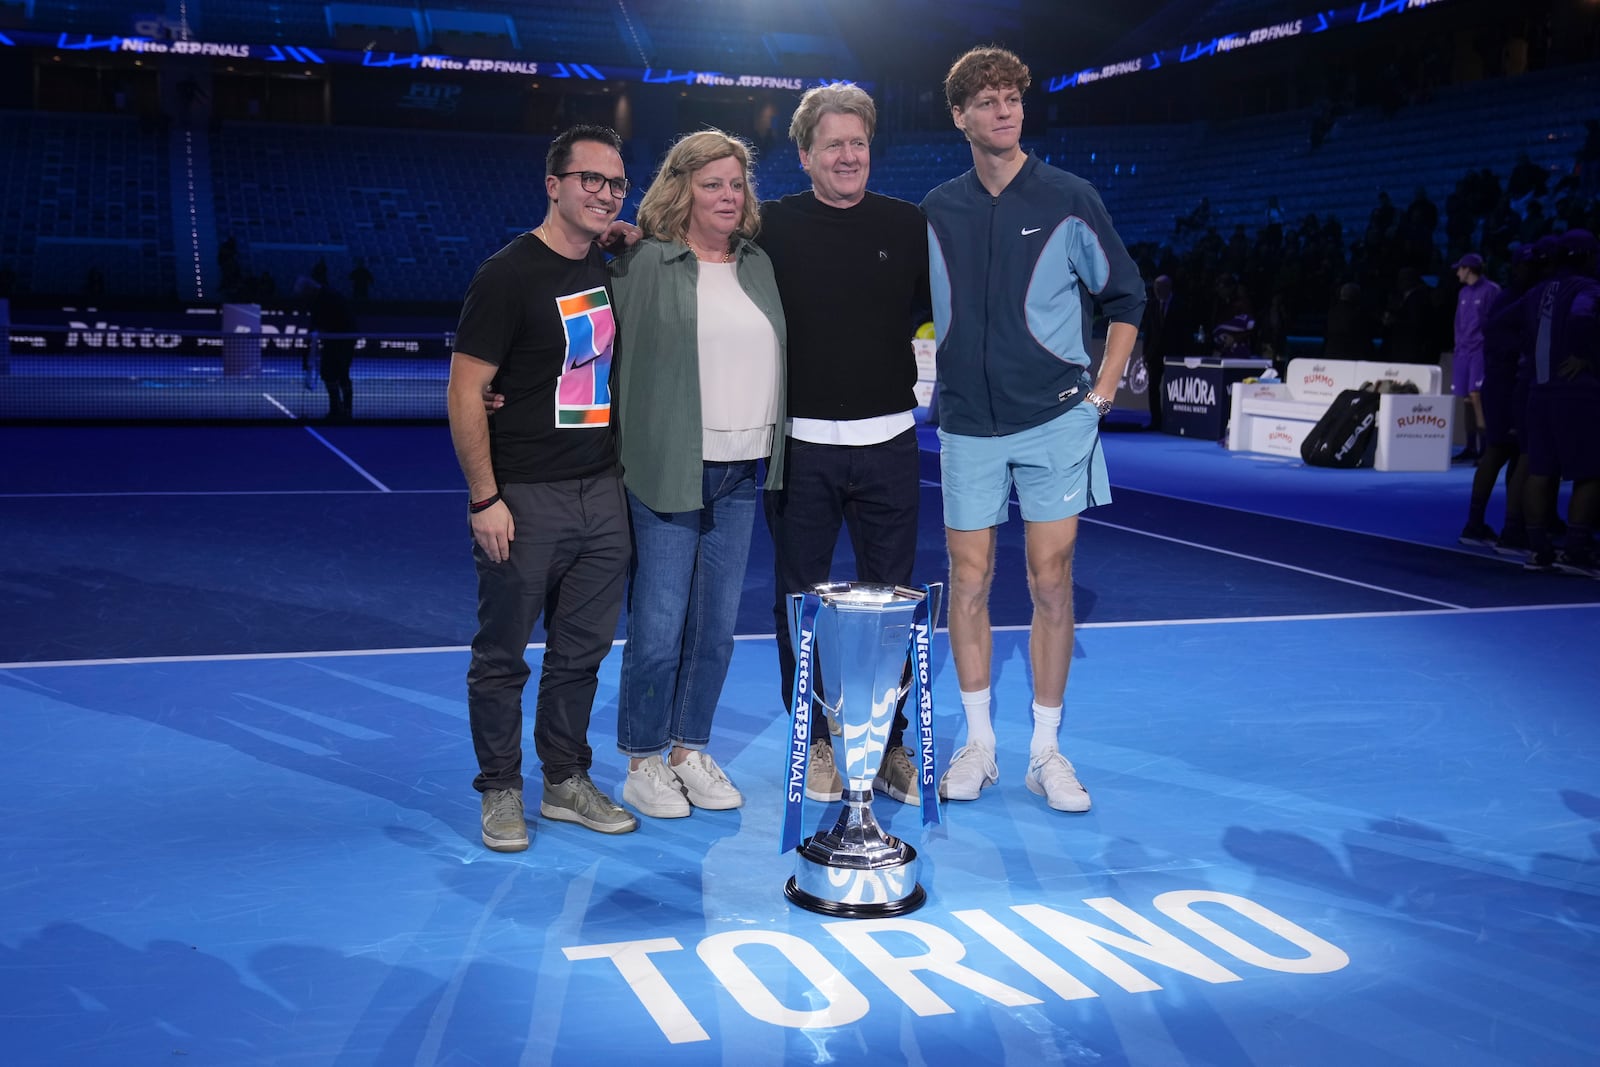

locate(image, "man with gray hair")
[[759, 82, 931, 805]]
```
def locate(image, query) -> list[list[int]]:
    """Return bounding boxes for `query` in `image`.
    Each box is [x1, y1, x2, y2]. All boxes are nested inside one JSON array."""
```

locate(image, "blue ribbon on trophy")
[[911, 585, 940, 826], [781, 591, 822, 854]]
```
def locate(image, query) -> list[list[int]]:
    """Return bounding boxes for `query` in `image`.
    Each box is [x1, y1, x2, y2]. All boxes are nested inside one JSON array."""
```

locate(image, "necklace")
[[534, 222, 551, 246], [686, 236, 731, 263]]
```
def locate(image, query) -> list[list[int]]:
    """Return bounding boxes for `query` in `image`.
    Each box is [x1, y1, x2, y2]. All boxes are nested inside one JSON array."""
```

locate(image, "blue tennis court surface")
[[3, 425, 1597, 1065]]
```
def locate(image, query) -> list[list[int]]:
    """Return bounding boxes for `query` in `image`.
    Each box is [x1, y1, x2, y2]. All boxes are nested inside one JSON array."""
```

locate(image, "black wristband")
[[469, 492, 501, 514]]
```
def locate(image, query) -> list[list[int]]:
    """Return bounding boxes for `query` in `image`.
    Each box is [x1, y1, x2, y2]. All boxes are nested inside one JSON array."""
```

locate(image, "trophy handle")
[[891, 582, 941, 703], [787, 591, 843, 734]]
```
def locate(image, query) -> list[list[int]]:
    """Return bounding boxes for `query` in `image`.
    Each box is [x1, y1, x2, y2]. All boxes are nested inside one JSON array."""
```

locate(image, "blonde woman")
[[610, 129, 787, 818]]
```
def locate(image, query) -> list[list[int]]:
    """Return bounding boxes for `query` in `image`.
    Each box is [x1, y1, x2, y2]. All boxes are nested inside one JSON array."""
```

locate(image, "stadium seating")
[[3, 59, 1596, 303], [1062, 62, 1596, 250], [209, 122, 554, 303], [0, 111, 174, 299]]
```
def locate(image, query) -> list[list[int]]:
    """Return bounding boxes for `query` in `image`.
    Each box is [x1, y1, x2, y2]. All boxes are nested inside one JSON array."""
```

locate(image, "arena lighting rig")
[[1049, 0, 1457, 90]]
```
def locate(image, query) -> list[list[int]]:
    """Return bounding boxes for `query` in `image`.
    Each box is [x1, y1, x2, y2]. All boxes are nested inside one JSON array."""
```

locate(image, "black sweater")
[[759, 190, 931, 422]]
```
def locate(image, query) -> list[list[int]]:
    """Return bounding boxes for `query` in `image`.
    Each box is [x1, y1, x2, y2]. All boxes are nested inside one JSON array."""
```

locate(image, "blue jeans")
[[618, 460, 759, 757]]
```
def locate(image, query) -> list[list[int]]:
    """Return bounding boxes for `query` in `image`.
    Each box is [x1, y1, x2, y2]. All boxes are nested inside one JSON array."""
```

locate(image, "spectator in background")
[[1369, 190, 1396, 237], [349, 258, 374, 303], [1324, 282, 1375, 360], [1403, 186, 1438, 245], [1449, 252, 1500, 464], [1212, 280, 1256, 359], [1519, 229, 1600, 575], [218, 235, 241, 295], [1577, 119, 1600, 196], [1140, 274, 1183, 430], [1382, 267, 1436, 363], [1461, 243, 1538, 551], [1260, 289, 1293, 374], [301, 278, 358, 421]]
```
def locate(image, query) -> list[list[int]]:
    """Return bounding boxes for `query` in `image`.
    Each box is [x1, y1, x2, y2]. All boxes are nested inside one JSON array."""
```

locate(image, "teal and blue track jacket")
[[923, 155, 1147, 436]]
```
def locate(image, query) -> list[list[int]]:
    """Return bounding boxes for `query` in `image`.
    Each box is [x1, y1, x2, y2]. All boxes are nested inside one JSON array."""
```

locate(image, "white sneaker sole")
[[481, 831, 529, 852], [621, 785, 690, 820], [540, 800, 639, 834], [938, 776, 994, 801], [1024, 774, 1092, 813], [679, 786, 743, 810], [874, 777, 916, 804]]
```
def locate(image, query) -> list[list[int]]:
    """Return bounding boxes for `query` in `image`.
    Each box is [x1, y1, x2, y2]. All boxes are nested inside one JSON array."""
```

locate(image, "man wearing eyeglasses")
[[448, 124, 638, 851]]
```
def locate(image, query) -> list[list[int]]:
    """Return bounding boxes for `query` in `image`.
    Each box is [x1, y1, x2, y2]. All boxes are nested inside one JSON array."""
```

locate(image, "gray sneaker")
[[873, 745, 919, 805], [805, 740, 842, 802], [480, 787, 529, 852], [541, 773, 639, 834]]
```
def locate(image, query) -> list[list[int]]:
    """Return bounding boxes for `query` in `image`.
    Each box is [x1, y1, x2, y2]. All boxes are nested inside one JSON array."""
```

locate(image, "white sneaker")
[[669, 750, 744, 810], [1025, 748, 1091, 812], [939, 744, 998, 801], [623, 755, 691, 819], [806, 740, 842, 802]]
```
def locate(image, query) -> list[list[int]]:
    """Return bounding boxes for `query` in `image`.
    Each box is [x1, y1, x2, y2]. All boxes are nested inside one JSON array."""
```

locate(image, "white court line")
[[1084, 516, 1467, 609], [303, 426, 391, 491], [1107, 477, 1478, 557], [5, 601, 1593, 671], [261, 392, 298, 419], [0, 489, 459, 499]]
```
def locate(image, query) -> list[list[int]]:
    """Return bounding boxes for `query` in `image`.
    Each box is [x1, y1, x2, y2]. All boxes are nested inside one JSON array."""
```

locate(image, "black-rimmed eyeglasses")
[[554, 171, 630, 198]]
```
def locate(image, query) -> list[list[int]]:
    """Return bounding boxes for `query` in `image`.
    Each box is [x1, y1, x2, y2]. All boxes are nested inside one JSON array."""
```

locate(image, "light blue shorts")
[[938, 403, 1111, 530]]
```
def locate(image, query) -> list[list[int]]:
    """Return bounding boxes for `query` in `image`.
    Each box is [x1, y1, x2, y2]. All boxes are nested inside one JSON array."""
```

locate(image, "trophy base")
[[783, 839, 926, 918], [784, 878, 926, 918]]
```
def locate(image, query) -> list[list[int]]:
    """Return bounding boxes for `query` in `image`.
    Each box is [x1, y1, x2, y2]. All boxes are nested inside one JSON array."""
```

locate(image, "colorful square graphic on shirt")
[[554, 286, 614, 426]]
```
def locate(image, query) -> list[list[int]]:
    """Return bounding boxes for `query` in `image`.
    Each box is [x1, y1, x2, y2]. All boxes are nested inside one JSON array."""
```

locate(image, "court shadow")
[[0, 922, 519, 1064]]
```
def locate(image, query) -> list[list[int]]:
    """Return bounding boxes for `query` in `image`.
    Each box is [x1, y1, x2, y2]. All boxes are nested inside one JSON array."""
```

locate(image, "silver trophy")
[[784, 581, 941, 917]]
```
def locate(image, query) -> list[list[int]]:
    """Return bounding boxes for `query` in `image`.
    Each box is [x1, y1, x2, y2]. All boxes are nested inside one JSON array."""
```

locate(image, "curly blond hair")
[[944, 46, 1031, 112]]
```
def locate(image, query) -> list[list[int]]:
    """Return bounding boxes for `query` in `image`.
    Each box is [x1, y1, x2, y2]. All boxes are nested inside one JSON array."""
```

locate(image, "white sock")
[[961, 688, 995, 751], [1031, 701, 1062, 756]]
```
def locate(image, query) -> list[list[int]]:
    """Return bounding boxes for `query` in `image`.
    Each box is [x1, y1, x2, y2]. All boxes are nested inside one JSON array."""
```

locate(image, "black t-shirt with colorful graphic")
[[454, 232, 618, 484]]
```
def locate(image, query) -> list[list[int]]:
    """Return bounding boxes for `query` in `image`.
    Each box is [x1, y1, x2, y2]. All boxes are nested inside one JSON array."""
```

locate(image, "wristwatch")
[[1085, 391, 1114, 417]]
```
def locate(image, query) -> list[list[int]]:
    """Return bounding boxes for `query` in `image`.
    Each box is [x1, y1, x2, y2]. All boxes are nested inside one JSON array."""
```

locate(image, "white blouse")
[[695, 259, 780, 461]]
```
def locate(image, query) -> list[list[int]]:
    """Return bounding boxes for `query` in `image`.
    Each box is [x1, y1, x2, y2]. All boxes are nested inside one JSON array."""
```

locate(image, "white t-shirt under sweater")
[[695, 259, 780, 461]]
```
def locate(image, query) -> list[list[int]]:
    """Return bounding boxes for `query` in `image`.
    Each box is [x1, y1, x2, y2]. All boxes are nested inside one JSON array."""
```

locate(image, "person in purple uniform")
[[1521, 229, 1600, 575], [1449, 252, 1501, 466], [1462, 244, 1537, 551]]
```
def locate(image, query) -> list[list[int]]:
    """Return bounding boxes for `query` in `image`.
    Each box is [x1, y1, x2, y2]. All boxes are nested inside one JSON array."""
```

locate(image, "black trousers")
[[320, 341, 354, 418], [467, 471, 629, 792], [1146, 353, 1165, 430], [764, 429, 921, 746]]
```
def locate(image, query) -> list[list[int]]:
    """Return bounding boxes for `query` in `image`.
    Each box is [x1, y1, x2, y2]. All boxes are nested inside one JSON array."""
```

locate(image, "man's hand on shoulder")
[[597, 221, 642, 254]]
